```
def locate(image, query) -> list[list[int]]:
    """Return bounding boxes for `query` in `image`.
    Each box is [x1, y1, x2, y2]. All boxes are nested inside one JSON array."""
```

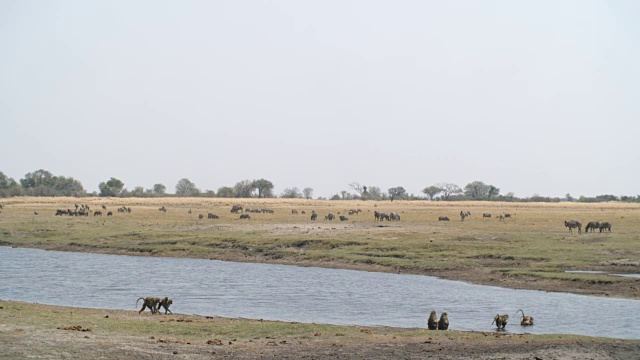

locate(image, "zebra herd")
[[564, 220, 612, 234], [374, 211, 400, 221]]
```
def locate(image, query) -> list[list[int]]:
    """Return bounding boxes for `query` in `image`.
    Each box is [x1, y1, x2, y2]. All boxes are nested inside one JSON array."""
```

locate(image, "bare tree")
[[437, 183, 462, 200]]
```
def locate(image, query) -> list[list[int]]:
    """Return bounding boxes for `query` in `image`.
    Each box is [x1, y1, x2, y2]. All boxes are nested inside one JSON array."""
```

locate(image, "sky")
[[1, 0, 639, 198]]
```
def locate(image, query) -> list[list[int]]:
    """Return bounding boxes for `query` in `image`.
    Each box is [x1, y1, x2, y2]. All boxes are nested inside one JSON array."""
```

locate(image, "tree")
[[367, 186, 383, 200], [487, 185, 500, 201], [303, 187, 313, 200], [437, 183, 462, 200], [130, 186, 145, 197], [20, 169, 55, 188], [252, 179, 274, 198], [281, 187, 301, 198], [51, 176, 85, 196], [464, 181, 490, 200], [216, 186, 235, 198], [234, 180, 255, 198], [175, 178, 200, 197], [0, 171, 16, 189], [388, 186, 407, 201], [422, 185, 442, 200], [99, 177, 125, 197], [153, 183, 166, 195]]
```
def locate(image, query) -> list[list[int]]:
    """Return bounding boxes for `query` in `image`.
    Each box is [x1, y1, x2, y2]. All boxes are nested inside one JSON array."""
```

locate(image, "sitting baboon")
[[438, 312, 449, 330], [310, 213, 317, 221], [438, 216, 449, 221], [427, 310, 438, 330], [517, 309, 533, 326], [198, 214, 204, 220], [339, 215, 348, 221], [137, 297, 160, 314], [492, 314, 509, 330], [157, 297, 173, 314], [240, 214, 250, 220]]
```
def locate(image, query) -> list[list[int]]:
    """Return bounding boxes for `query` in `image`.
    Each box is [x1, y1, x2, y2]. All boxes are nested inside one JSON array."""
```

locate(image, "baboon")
[[137, 297, 160, 314], [102, 204, 107, 210], [438, 216, 449, 221], [107, 211, 113, 216], [517, 309, 533, 326], [339, 215, 348, 221], [310, 213, 317, 221], [157, 297, 173, 314], [198, 214, 204, 220], [240, 214, 250, 220], [438, 312, 449, 330], [427, 310, 438, 330], [492, 314, 509, 330], [301, 210, 306, 214]]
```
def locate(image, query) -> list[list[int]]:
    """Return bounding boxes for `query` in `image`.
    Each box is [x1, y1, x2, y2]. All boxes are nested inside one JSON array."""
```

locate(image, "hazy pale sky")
[[2, 1, 639, 198]]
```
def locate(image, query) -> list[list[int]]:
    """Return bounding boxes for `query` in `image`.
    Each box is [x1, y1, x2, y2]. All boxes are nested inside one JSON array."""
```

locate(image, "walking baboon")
[[427, 310, 438, 330], [310, 213, 317, 221], [517, 309, 533, 326], [137, 297, 160, 314], [157, 297, 173, 314], [492, 314, 509, 329], [438, 312, 449, 330]]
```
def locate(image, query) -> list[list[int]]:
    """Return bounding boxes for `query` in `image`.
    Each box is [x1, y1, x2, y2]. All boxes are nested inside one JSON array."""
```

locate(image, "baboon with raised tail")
[[517, 309, 533, 326], [137, 297, 160, 314]]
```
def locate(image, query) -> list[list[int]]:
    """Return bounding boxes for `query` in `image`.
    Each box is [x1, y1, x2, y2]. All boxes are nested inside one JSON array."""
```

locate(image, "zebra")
[[564, 220, 582, 234], [599, 222, 612, 233], [585, 222, 601, 233]]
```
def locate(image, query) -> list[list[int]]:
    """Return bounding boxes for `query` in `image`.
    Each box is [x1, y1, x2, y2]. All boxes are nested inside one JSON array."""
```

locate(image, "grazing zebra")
[[374, 211, 381, 221], [599, 222, 612, 233], [585, 222, 601, 233], [564, 220, 582, 234], [325, 213, 335, 221]]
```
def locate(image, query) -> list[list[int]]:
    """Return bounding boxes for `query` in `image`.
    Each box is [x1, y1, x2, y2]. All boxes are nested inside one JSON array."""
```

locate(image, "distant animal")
[[137, 297, 160, 314], [438, 216, 449, 221], [188, 209, 192, 214], [389, 212, 400, 221], [504, 213, 511, 218], [492, 314, 509, 330], [33, 211, 38, 215], [159, 206, 167, 213], [517, 309, 533, 326], [483, 213, 491, 218], [460, 211, 471, 221], [101, 204, 107, 210], [585, 221, 601, 233], [427, 310, 438, 330], [438, 312, 449, 330], [374, 211, 381, 221], [94, 211, 102, 216], [339, 215, 348, 221], [310, 213, 317, 221], [198, 214, 204, 220], [157, 296, 173, 315], [325, 213, 335, 221], [208, 213, 219, 219], [564, 220, 582, 234], [599, 222, 612, 233], [230, 205, 243, 213], [107, 211, 113, 216], [239, 214, 250, 220], [291, 209, 298, 215], [301, 210, 306, 214]]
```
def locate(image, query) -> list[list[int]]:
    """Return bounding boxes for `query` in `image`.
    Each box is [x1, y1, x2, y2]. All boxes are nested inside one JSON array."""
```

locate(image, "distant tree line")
[[0, 169, 638, 203]]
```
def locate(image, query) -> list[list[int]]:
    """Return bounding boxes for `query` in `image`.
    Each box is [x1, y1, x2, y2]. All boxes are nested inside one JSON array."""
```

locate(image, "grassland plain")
[[1, 197, 639, 299], [1, 197, 640, 358]]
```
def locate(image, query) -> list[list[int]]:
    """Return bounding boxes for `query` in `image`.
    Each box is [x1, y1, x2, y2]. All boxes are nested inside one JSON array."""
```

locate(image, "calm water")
[[0, 247, 638, 339]]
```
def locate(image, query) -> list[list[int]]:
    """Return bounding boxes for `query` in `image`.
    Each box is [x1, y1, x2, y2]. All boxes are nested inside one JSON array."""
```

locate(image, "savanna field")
[[1, 197, 640, 359]]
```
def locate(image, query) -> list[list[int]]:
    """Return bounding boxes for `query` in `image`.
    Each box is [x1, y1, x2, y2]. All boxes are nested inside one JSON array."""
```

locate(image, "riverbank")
[[1, 197, 639, 299], [1, 300, 638, 359]]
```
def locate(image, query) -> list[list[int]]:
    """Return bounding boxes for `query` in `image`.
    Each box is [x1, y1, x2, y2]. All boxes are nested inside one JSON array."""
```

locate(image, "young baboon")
[[438, 312, 449, 330], [517, 309, 533, 326], [427, 310, 438, 330], [157, 297, 173, 314], [137, 297, 160, 314], [492, 314, 509, 330]]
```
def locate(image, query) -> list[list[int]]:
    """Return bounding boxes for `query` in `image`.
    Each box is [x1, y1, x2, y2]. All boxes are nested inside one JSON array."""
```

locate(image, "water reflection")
[[1, 247, 638, 339]]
